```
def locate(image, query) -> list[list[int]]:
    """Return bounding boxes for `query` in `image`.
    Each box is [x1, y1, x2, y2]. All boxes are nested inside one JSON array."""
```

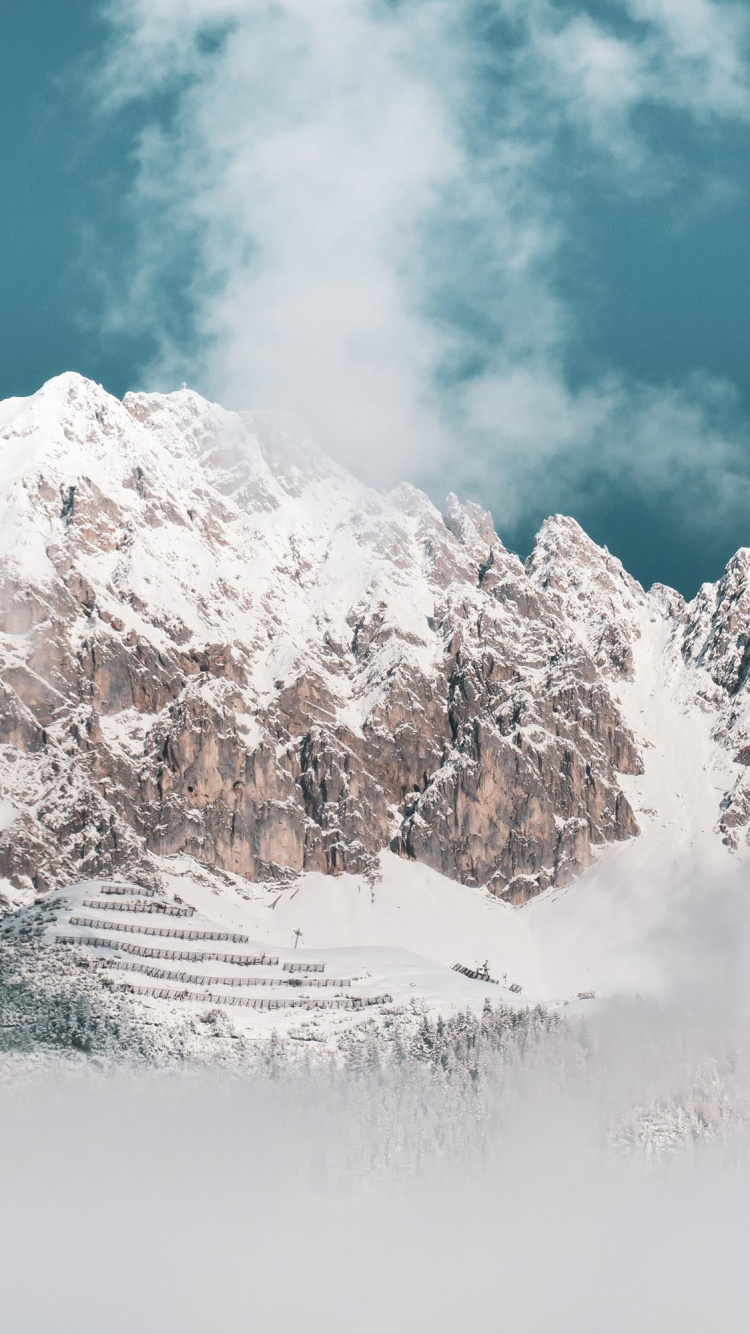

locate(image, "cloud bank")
[[94, 0, 750, 552], [4, 1005, 750, 1334]]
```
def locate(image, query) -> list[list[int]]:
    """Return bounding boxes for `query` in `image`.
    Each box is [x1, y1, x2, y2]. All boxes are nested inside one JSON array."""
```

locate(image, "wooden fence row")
[[281, 977, 347, 988], [105, 960, 352, 988], [121, 984, 392, 1011], [82, 899, 194, 917], [55, 936, 277, 965], [68, 917, 249, 942], [282, 961, 325, 973], [452, 963, 499, 985], [98, 885, 157, 897]]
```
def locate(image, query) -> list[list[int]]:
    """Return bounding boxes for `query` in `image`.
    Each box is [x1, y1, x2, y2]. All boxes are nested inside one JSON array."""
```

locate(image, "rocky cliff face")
[[675, 549, 750, 848], [2, 372, 745, 911]]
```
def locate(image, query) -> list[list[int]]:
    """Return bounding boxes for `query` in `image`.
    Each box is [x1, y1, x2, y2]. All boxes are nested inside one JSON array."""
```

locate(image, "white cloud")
[[95, 0, 750, 529], [99, 0, 468, 477], [629, 0, 750, 118]]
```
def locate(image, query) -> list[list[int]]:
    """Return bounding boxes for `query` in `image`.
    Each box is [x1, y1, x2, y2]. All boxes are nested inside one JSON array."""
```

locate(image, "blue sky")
[[3, 0, 750, 596]]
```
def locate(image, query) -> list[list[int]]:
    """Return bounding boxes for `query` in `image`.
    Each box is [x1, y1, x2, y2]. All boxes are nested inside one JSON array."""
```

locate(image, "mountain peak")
[[442, 492, 503, 553], [35, 370, 102, 398], [526, 515, 648, 678], [680, 546, 750, 692], [527, 514, 640, 588]]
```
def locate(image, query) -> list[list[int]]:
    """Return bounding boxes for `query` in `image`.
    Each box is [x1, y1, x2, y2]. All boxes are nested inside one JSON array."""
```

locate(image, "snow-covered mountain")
[[1, 371, 750, 1052], [0, 372, 646, 902]]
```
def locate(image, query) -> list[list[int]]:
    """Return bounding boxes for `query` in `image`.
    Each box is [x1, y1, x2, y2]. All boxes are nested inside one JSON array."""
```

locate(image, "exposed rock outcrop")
[[677, 549, 750, 848]]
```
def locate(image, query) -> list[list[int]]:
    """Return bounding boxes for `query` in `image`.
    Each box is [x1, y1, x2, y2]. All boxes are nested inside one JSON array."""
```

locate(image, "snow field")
[[45, 881, 402, 1025]]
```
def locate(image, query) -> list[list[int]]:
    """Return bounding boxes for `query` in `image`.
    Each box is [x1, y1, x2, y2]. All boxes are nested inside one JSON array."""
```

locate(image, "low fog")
[[4, 986, 750, 1334]]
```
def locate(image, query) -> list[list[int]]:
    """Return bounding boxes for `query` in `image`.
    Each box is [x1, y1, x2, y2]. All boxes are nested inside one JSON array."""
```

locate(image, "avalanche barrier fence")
[[97, 885, 158, 897], [55, 935, 277, 965], [68, 917, 249, 942], [120, 984, 392, 1011], [81, 899, 195, 917], [103, 959, 352, 988], [452, 963, 499, 984]]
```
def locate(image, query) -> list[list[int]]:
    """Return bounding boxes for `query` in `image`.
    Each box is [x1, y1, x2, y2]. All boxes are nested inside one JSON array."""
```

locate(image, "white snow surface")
[[36, 873, 529, 1038]]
